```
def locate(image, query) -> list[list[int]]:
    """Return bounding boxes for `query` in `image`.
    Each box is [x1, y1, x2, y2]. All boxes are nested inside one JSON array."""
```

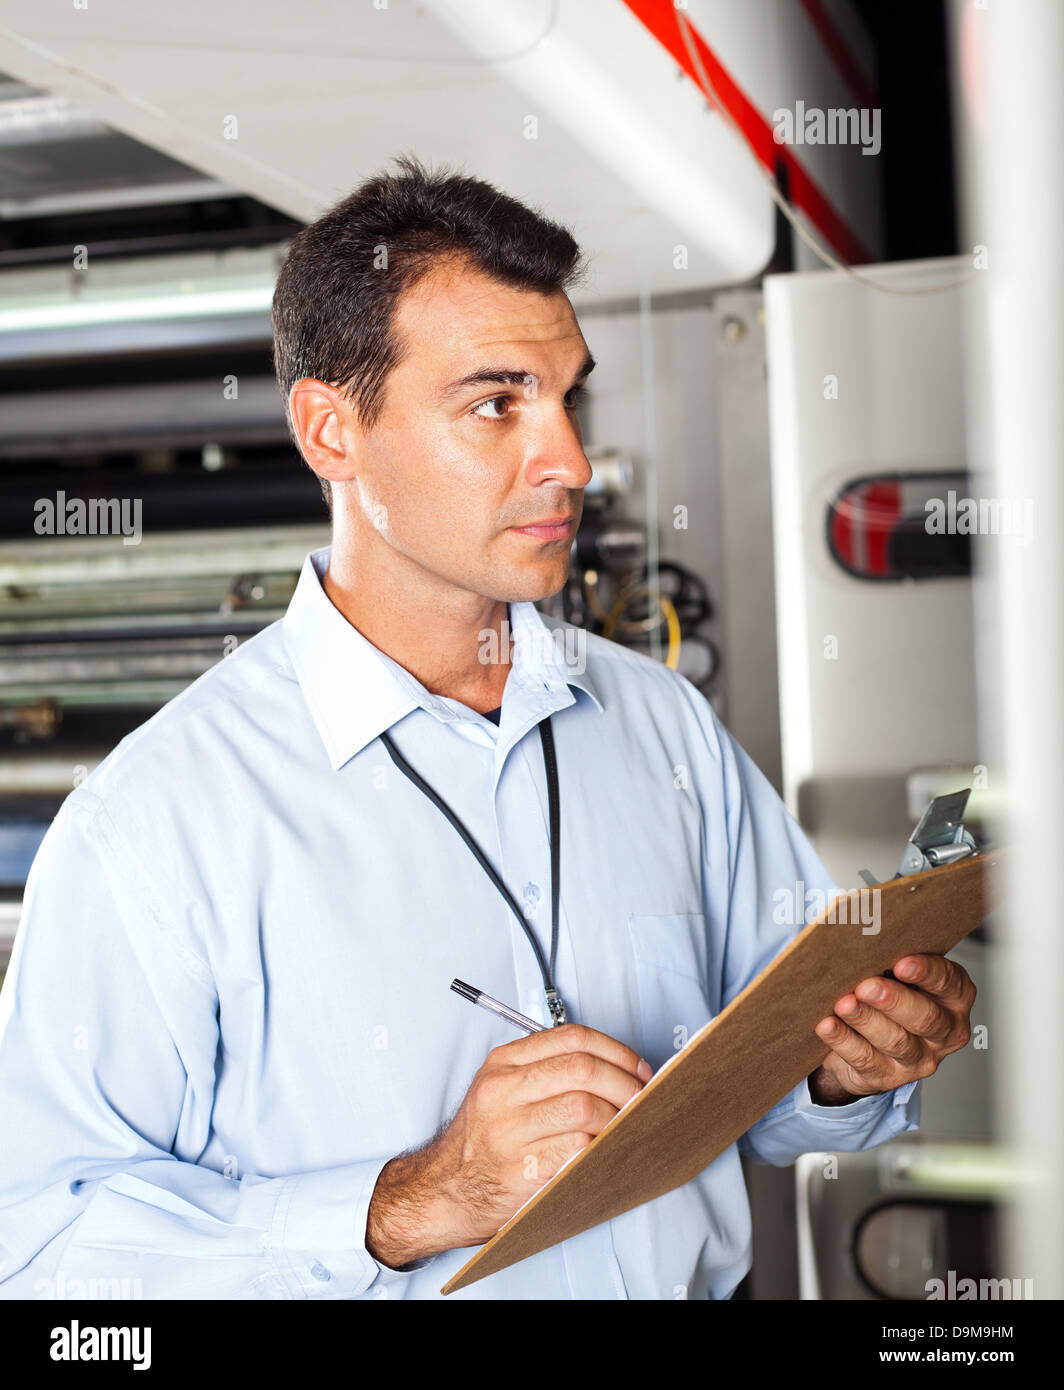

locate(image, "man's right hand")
[[365, 1023, 652, 1270]]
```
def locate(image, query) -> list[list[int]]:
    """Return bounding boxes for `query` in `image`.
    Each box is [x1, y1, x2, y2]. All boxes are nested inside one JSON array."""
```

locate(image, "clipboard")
[[441, 849, 1004, 1293]]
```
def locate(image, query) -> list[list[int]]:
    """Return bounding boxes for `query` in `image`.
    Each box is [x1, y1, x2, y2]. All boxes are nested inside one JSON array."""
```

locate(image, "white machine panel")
[[764, 256, 979, 886]]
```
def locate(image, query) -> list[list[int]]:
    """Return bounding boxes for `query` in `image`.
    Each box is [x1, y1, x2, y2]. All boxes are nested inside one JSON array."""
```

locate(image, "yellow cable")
[[661, 595, 682, 669], [602, 583, 683, 669]]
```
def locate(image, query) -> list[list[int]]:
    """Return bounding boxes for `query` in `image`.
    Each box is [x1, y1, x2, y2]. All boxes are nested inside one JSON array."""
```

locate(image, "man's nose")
[[526, 409, 593, 490]]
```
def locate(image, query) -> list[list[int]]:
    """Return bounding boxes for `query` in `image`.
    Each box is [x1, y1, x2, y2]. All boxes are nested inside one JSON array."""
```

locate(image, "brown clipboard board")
[[441, 850, 1004, 1293]]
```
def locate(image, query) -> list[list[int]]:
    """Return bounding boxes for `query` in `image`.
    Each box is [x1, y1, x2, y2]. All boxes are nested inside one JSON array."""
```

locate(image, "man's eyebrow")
[[571, 354, 596, 388], [438, 354, 596, 400]]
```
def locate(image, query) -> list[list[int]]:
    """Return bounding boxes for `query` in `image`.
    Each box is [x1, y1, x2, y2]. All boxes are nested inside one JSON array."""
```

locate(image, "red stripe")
[[619, 0, 874, 266], [830, 498, 854, 567], [798, 0, 879, 110], [860, 480, 901, 576]]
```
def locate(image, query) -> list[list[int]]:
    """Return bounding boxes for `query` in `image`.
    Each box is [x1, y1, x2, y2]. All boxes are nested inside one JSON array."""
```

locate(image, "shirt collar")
[[281, 546, 602, 770]]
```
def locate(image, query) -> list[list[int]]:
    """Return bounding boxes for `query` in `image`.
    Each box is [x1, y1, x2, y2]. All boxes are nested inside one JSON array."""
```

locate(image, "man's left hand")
[[808, 954, 976, 1106]]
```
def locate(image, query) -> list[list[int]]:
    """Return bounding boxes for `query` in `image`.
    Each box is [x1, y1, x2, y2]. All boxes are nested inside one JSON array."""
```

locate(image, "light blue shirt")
[[0, 546, 918, 1300]]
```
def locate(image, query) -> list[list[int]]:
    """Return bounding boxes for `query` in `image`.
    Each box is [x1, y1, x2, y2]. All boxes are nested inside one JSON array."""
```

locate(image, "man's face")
[[338, 257, 594, 604]]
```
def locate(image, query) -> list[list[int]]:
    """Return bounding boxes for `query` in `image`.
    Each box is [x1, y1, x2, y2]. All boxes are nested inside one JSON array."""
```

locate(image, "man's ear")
[[288, 378, 362, 488]]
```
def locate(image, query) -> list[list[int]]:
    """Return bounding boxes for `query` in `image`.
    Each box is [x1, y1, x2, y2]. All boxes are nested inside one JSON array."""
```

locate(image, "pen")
[[451, 978, 546, 1034]]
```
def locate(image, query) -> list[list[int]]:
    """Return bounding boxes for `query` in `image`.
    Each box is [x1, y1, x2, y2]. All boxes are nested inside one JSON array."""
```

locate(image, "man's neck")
[[322, 542, 513, 715]]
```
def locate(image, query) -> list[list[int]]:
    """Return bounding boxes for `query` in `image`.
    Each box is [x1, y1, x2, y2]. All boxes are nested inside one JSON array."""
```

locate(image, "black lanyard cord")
[[538, 716, 561, 989], [377, 715, 567, 1025]]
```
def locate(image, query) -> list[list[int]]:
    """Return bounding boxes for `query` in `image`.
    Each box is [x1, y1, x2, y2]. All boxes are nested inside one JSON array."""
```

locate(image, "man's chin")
[[492, 561, 571, 606]]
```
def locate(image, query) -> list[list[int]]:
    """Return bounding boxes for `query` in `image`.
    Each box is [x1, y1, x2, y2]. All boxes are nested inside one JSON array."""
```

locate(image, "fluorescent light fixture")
[[0, 284, 275, 334]]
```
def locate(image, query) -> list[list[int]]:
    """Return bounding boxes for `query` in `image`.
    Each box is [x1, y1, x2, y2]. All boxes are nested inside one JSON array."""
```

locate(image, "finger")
[[514, 1048, 647, 1112], [520, 1089, 620, 1145], [890, 954, 976, 1013], [520, 1130, 595, 1185], [850, 975, 955, 1045], [489, 1022, 650, 1082], [831, 994, 926, 1067], [814, 1015, 894, 1084]]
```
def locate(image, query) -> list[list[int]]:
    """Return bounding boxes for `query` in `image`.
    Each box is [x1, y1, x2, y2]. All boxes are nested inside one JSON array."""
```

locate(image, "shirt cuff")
[[262, 1157, 441, 1298], [794, 1074, 920, 1120]]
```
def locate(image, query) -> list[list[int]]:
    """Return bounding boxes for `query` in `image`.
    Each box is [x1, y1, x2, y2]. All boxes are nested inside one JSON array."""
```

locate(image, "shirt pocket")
[[626, 912, 714, 1073]]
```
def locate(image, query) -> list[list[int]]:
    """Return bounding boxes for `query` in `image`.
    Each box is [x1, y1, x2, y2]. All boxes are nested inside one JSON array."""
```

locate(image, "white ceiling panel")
[[0, 0, 777, 299]]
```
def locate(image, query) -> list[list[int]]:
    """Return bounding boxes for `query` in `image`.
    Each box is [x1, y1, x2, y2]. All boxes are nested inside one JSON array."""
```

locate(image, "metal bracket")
[[858, 789, 977, 888]]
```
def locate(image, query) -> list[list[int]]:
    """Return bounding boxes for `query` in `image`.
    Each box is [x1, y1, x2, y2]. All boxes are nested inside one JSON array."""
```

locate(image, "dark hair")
[[271, 155, 585, 511]]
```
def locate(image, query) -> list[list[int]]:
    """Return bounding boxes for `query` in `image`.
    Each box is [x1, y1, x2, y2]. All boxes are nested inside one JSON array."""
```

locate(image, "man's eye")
[[471, 396, 513, 420], [565, 384, 589, 410]]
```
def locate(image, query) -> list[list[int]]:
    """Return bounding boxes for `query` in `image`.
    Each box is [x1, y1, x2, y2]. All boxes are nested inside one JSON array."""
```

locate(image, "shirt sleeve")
[[698, 700, 921, 1167], [0, 791, 436, 1299]]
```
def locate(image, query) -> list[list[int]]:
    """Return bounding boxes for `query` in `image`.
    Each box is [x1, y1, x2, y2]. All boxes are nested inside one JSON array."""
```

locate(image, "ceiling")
[[0, 0, 777, 300]]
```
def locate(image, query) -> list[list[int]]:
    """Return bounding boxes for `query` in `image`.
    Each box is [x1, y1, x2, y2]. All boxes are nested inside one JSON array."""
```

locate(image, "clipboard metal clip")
[[858, 789, 977, 888]]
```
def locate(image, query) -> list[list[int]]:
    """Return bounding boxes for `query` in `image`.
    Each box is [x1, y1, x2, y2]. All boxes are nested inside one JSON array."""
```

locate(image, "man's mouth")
[[509, 515, 575, 541]]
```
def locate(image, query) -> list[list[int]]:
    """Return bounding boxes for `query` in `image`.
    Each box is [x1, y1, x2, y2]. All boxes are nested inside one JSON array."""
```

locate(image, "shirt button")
[[310, 1262, 332, 1282]]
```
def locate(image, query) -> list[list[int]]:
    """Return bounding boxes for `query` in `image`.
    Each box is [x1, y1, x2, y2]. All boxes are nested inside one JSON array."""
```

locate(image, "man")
[[0, 158, 974, 1300]]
